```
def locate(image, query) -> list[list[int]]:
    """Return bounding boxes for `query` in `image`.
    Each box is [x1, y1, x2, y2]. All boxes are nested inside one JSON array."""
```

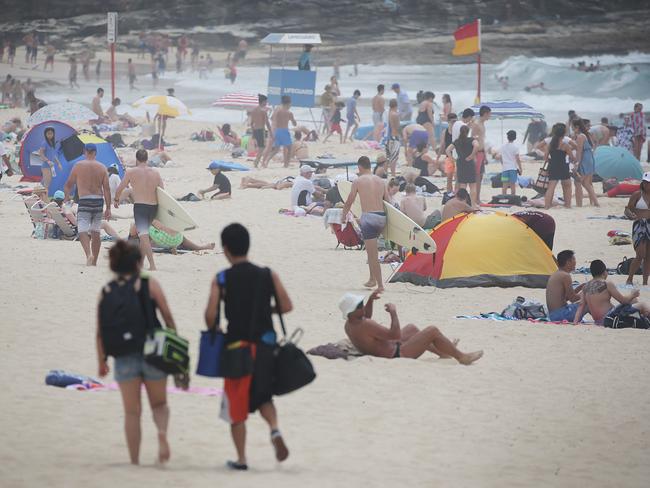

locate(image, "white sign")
[[107, 12, 118, 44]]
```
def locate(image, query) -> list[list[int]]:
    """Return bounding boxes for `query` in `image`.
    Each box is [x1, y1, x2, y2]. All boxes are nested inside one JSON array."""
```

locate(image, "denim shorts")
[[114, 353, 166, 383], [548, 303, 580, 322]]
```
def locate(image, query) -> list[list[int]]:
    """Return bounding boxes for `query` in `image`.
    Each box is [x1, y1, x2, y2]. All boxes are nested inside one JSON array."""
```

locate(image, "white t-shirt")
[[291, 175, 315, 207], [500, 142, 520, 171], [451, 121, 467, 142], [109, 173, 121, 200], [0, 144, 7, 172]]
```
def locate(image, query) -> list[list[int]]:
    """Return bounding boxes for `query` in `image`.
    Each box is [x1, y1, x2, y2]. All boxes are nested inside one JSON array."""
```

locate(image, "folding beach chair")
[[28, 200, 55, 239], [46, 204, 78, 240]]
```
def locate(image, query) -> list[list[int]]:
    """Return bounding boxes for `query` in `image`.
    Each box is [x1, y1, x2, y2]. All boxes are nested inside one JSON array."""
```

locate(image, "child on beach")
[[499, 130, 522, 196], [96, 240, 185, 465], [198, 162, 232, 199], [323, 102, 345, 144], [344, 90, 361, 143]]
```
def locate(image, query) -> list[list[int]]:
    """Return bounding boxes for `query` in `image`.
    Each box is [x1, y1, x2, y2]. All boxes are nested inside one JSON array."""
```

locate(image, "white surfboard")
[[156, 187, 198, 232], [337, 179, 436, 254]]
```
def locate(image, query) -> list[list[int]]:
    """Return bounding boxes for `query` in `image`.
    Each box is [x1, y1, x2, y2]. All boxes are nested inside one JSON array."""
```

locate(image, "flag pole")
[[476, 18, 482, 104]]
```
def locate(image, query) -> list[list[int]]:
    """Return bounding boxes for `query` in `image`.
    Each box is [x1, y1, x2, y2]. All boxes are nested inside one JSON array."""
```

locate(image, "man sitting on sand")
[[574, 259, 648, 326], [291, 165, 328, 209], [199, 162, 232, 200], [339, 290, 483, 364], [399, 183, 441, 229], [546, 250, 585, 321], [441, 188, 474, 221], [63, 143, 112, 266]]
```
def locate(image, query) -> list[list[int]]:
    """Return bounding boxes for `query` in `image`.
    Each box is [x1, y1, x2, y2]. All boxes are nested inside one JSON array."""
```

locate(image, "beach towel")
[[307, 339, 364, 360], [455, 313, 593, 325]]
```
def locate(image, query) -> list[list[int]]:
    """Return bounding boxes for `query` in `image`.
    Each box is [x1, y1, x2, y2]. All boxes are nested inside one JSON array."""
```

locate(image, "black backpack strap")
[[214, 271, 226, 329], [139, 276, 157, 333]]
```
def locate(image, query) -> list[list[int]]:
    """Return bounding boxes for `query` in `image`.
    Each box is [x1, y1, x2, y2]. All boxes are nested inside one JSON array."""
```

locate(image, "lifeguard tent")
[[261, 33, 321, 120]]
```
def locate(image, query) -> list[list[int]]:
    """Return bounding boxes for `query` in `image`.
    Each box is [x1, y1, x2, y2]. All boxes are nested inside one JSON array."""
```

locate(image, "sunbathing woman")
[[129, 219, 215, 253], [240, 176, 294, 190]]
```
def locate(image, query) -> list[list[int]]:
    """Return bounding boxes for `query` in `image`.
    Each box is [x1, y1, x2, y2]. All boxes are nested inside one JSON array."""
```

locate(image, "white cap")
[[643, 172, 650, 183], [300, 164, 314, 174], [338, 293, 365, 320]]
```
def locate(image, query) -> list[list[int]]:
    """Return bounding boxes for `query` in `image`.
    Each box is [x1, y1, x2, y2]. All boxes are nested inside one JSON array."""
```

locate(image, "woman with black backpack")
[[96, 240, 181, 465]]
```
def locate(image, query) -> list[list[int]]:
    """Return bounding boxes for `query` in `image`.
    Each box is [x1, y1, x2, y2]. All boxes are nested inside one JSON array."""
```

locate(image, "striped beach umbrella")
[[469, 100, 544, 119], [212, 93, 259, 111], [28, 102, 97, 127], [132, 95, 190, 117]]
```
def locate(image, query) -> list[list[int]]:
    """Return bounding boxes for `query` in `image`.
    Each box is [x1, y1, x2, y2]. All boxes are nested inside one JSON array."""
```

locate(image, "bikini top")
[[636, 195, 649, 210]]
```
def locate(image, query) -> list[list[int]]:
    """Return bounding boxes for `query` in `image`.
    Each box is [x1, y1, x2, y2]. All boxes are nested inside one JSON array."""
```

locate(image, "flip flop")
[[271, 431, 289, 462]]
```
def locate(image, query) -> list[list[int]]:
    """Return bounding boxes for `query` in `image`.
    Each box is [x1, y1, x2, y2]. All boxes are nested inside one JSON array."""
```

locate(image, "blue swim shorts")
[[548, 303, 580, 322], [501, 169, 518, 183], [273, 128, 292, 147]]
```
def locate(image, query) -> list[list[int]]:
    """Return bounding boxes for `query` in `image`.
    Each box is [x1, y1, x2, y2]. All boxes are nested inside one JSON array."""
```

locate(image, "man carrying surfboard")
[[342, 156, 390, 292], [114, 149, 163, 271]]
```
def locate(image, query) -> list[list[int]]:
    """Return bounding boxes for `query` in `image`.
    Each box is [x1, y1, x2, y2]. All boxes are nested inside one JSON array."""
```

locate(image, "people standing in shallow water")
[[624, 173, 650, 285]]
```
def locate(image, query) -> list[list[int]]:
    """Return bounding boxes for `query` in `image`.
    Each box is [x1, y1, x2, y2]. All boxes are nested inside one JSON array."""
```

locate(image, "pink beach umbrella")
[[212, 93, 259, 111]]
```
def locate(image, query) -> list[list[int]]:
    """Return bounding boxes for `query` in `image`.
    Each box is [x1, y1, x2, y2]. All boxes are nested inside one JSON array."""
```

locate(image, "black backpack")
[[617, 257, 642, 276], [99, 277, 148, 357]]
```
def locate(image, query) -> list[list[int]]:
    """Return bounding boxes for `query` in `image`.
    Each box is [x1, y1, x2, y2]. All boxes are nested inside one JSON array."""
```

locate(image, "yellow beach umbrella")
[[132, 95, 191, 117]]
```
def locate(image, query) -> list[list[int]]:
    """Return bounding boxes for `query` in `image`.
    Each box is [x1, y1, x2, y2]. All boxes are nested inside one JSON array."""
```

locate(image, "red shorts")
[[331, 123, 342, 134], [220, 343, 256, 424], [475, 150, 486, 175]]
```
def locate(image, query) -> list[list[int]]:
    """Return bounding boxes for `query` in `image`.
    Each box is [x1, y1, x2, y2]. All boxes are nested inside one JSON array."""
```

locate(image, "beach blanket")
[[587, 215, 629, 220], [307, 339, 364, 360], [455, 313, 593, 325]]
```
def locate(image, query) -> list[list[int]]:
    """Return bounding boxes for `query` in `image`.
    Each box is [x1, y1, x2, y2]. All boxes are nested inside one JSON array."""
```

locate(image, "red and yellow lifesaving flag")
[[452, 19, 481, 56]]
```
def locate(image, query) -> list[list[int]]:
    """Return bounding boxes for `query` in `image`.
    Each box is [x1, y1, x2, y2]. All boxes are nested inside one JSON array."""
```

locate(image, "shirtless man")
[[399, 184, 440, 229], [545, 250, 585, 322], [385, 99, 401, 176], [441, 188, 474, 221], [262, 96, 296, 168], [250, 94, 272, 168], [92, 87, 105, 121], [372, 84, 385, 142], [589, 124, 611, 147], [342, 156, 389, 291], [471, 105, 491, 204], [106, 98, 136, 127], [114, 149, 163, 270], [63, 144, 112, 266], [575, 259, 647, 326], [340, 290, 483, 363], [402, 123, 428, 165]]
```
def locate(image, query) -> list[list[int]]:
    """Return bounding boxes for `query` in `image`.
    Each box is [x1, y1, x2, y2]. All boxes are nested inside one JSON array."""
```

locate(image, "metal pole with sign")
[[107, 12, 118, 101]]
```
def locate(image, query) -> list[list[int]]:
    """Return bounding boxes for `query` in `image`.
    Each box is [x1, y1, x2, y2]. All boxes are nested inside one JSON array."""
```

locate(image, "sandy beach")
[[1, 49, 650, 487]]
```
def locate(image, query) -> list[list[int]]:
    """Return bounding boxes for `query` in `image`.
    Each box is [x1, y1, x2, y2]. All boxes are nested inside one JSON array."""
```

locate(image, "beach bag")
[[332, 223, 363, 250], [490, 194, 524, 206], [502, 297, 547, 320], [534, 159, 550, 193], [616, 257, 642, 275], [141, 278, 190, 374], [603, 305, 650, 329], [270, 271, 316, 395], [98, 276, 148, 357], [105, 133, 126, 148]]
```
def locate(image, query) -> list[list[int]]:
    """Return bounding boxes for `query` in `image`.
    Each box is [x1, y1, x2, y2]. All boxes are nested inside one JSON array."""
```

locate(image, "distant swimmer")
[[524, 82, 549, 92], [339, 290, 483, 364]]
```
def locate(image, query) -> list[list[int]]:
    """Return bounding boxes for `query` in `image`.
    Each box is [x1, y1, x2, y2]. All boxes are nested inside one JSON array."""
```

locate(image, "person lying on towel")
[[339, 290, 483, 364]]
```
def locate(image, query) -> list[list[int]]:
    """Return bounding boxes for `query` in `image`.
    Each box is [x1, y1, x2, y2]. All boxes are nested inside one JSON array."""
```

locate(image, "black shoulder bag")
[[269, 270, 316, 395]]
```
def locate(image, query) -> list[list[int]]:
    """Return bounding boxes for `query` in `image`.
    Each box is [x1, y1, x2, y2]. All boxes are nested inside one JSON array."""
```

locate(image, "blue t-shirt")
[[40, 142, 60, 166], [346, 97, 357, 120]]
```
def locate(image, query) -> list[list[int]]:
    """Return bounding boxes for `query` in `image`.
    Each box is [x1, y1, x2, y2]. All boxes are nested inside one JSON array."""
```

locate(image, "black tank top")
[[220, 262, 274, 343], [413, 154, 429, 176], [444, 129, 452, 148], [454, 137, 474, 163]]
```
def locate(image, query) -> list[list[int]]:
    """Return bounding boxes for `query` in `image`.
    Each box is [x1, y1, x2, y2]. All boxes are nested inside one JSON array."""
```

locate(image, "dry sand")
[[0, 97, 649, 488]]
